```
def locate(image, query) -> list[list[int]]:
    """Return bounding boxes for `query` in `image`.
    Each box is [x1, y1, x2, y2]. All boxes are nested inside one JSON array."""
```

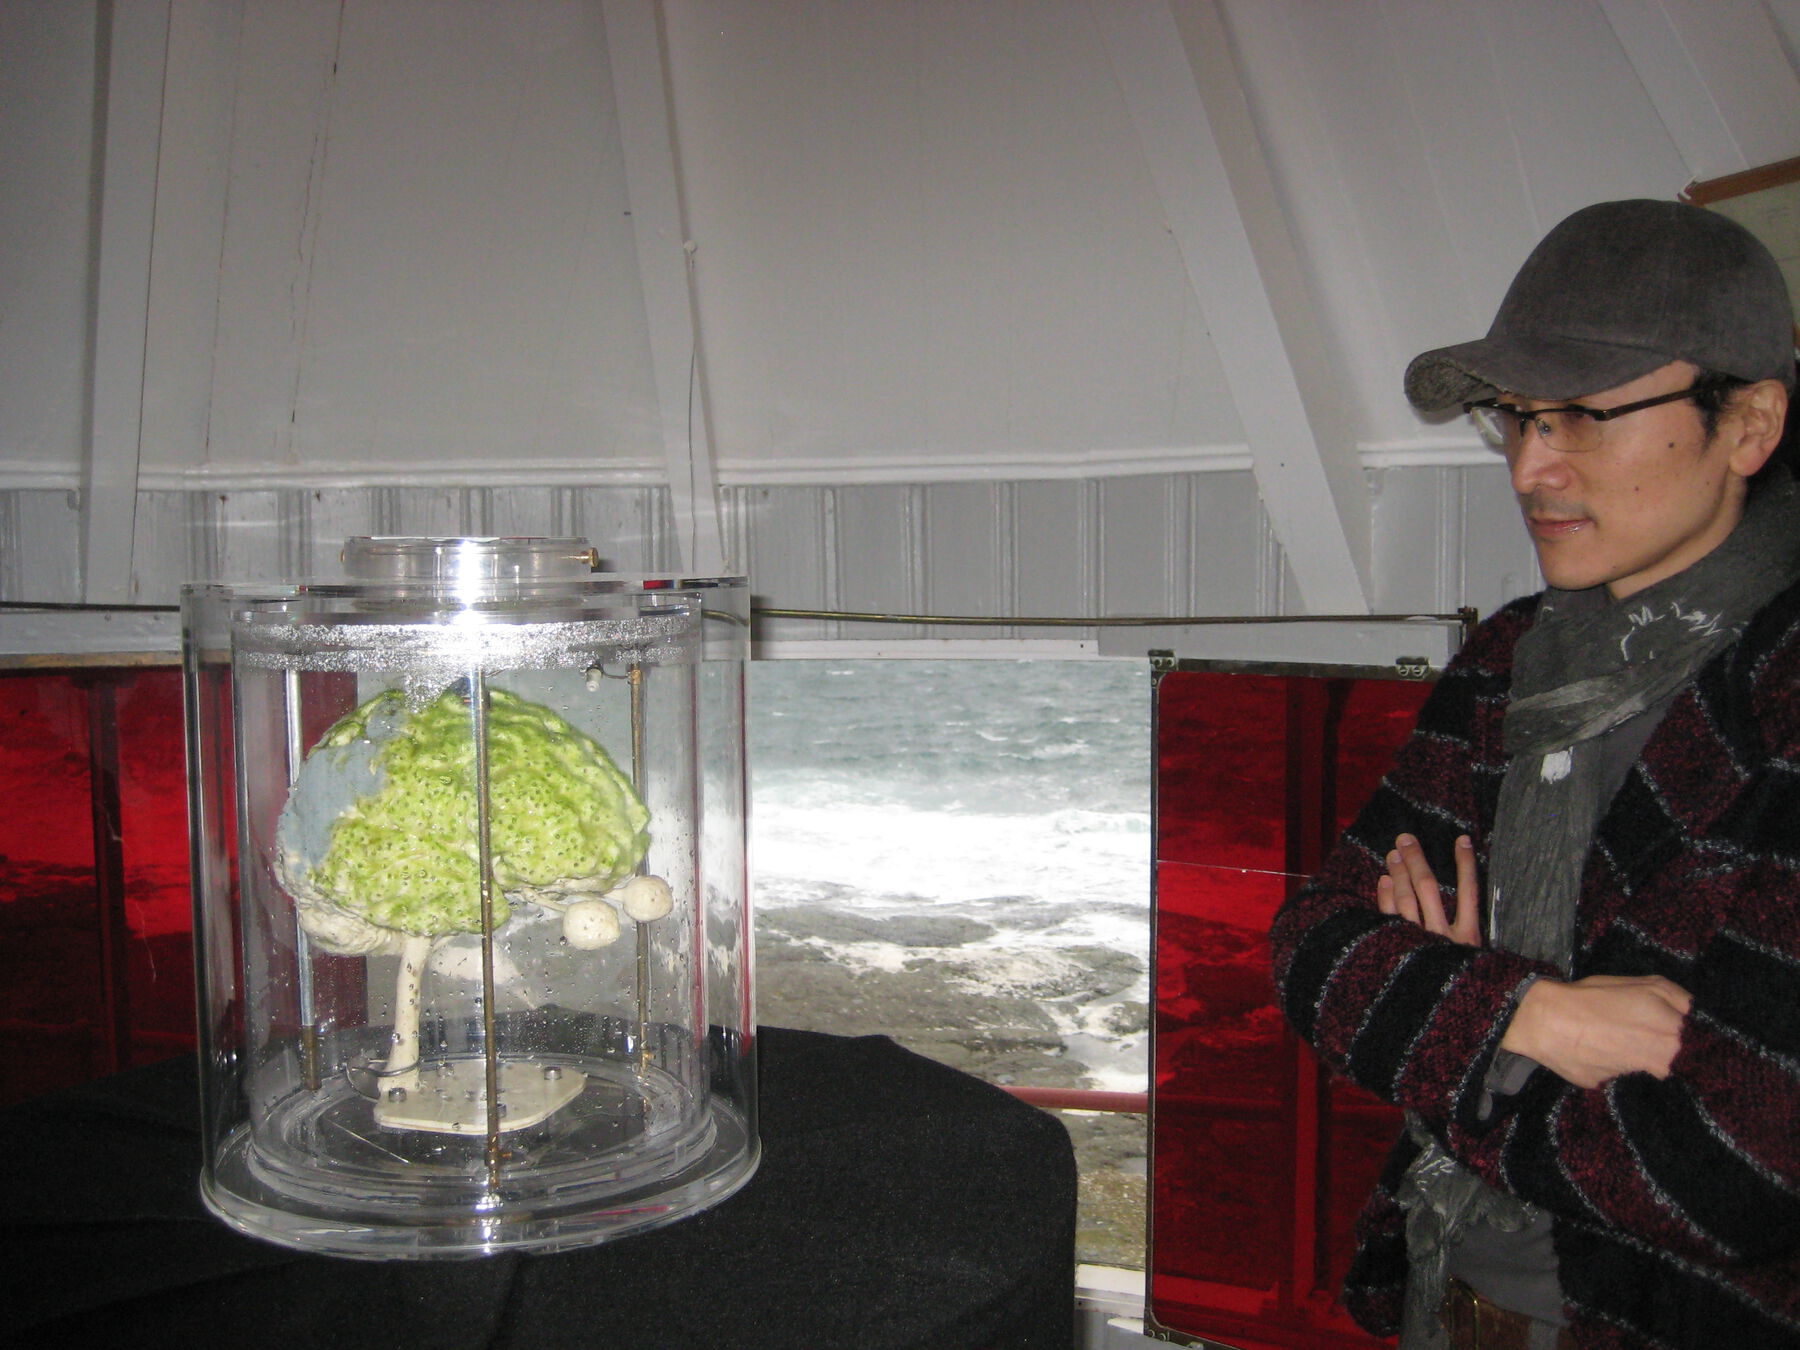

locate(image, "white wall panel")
[[1456, 464, 1543, 619], [920, 482, 1006, 623], [130, 490, 203, 601], [170, 0, 658, 479], [575, 486, 673, 572], [0, 491, 84, 604], [1009, 480, 1099, 642], [139, 0, 238, 475], [830, 485, 925, 641], [0, 3, 98, 475], [1771, 0, 1800, 69], [1184, 471, 1274, 617], [1098, 478, 1184, 625], [733, 485, 834, 645], [1599, 0, 1800, 176], [1368, 463, 1538, 620], [664, 0, 1242, 477]]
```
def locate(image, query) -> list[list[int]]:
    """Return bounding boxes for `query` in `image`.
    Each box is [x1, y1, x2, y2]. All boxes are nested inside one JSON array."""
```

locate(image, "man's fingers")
[[1377, 834, 1483, 947], [1395, 835, 1454, 935], [1384, 845, 1424, 924], [1645, 976, 1693, 1017], [1584, 973, 1694, 1016], [1451, 835, 1482, 945]]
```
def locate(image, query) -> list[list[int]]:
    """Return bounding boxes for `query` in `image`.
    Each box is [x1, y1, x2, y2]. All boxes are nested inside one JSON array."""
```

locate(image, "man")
[[1270, 198, 1799, 1349]]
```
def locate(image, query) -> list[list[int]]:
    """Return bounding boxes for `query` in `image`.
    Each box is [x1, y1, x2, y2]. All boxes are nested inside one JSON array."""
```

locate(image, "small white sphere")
[[613, 875, 674, 923], [563, 898, 622, 949]]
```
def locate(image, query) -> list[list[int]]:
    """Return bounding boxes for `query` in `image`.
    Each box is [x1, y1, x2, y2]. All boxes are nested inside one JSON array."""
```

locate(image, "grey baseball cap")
[[1404, 198, 1797, 410]]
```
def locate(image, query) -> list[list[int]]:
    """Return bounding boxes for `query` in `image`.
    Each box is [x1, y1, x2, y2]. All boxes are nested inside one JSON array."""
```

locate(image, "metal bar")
[[0, 601, 181, 612], [1, 597, 1476, 630], [284, 669, 320, 1091], [629, 664, 651, 1070], [470, 673, 504, 1182], [754, 607, 1469, 628], [1003, 1086, 1148, 1114]]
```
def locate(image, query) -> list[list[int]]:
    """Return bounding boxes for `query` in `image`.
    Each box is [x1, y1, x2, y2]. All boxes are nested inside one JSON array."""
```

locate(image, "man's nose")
[[1509, 421, 1569, 495]]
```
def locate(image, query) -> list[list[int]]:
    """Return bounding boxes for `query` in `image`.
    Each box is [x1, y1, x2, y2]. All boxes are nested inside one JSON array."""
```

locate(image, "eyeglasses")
[[1463, 383, 1706, 454]]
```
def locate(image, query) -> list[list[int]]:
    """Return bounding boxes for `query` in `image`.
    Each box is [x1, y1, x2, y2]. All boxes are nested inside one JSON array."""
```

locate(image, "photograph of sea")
[[748, 657, 1153, 1094]]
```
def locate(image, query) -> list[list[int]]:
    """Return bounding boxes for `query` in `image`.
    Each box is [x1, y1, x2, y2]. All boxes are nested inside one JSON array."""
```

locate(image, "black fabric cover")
[[8, 1027, 1076, 1349]]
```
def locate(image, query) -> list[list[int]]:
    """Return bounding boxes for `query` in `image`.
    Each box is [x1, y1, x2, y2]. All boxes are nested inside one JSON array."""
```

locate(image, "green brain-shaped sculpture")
[[277, 686, 649, 942]]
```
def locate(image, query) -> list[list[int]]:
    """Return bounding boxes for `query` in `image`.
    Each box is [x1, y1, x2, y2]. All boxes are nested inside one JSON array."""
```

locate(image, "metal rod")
[[753, 607, 1473, 628], [1002, 1086, 1148, 1114], [470, 673, 504, 1182], [0, 600, 180, 612], [284, 670, 321, 1091], [629, 664, 651, 1070], [0, 596, 1477, 633]]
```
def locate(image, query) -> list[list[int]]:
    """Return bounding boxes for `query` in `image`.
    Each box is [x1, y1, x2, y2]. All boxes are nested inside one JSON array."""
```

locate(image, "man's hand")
[[1375, 833, 1693, 1088], [1500, 975, 1690, 1089], [1377, 833, 1482, 946]]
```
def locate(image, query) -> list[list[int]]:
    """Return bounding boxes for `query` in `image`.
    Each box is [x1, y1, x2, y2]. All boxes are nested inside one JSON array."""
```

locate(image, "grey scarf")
[[1397, 474, 1800, 1349]]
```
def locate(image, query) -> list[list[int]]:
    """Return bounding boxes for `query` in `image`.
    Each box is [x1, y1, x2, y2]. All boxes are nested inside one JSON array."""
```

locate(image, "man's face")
[[1504, 361, 1752, 599]]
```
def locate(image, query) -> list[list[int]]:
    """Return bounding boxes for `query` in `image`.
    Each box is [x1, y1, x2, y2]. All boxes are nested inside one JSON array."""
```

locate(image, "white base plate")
[[375, 1058, 585, 1134]]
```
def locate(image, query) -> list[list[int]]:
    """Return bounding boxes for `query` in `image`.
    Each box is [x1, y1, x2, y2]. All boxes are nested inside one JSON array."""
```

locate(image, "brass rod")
[[629, 665, 651, 1070], [284, 669, 321, 1092], [0, 597, 1473, 629], [753, 607, 1472, 627], [470, 673, 504, 1182]]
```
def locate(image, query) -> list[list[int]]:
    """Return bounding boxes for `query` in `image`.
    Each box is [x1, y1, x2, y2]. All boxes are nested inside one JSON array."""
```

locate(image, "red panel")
[[0, 670, 94, 871], [1149, 670, 1430, 1348], [0, 668, 196, 1102], [115, 669, 200, 1052]]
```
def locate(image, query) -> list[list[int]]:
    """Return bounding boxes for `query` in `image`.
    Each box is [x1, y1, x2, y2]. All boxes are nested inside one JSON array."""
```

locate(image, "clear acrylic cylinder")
[[182, 538, 756, 1258]]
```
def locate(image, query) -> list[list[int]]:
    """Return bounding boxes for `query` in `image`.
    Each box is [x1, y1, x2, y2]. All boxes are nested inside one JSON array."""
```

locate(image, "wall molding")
[[1359, 440, 1498, 470], [719, 443, 1255, 485], [1, 436, 1502, 493]]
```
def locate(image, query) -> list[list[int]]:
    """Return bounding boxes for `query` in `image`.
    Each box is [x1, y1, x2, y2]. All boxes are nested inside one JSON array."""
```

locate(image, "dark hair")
[[1690, 368, 1752, 439]]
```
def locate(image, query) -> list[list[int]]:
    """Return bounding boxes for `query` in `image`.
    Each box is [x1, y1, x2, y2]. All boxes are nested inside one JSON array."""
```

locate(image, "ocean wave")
[[748, 657, 1153, 1086]]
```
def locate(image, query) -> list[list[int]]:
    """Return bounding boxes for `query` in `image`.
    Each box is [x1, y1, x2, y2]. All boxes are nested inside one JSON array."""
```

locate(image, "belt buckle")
[[1443, 1276, 1503, 1350]]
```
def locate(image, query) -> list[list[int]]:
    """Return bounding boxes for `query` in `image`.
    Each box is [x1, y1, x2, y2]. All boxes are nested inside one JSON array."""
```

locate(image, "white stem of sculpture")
[[387, 933, 435, 1096]]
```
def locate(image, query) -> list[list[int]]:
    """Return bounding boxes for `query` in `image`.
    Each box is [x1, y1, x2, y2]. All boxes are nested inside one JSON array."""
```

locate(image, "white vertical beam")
[[83, 0, 170, 602], [139, 0, 242, 490], [602, 0, 726, 577], [1092, 0, 1369, 615], [1597, 0, 1800, 179]]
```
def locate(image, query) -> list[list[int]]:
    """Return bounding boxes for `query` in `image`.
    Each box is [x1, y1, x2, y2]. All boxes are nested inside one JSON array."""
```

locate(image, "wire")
[[0, 600, 179, 612], [754, 606, 1474, 629], [0, 598, 1476, 636]]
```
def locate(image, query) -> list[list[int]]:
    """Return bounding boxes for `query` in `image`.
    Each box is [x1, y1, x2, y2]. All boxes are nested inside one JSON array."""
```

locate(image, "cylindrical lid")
[[341, 537, 598, 591]]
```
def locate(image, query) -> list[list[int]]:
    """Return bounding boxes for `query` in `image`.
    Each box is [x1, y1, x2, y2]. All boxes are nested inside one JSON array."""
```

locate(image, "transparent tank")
[[182, 538, 756, 1258]]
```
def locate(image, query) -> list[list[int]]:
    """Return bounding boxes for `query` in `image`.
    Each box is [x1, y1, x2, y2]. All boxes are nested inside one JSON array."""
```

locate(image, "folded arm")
[[1380, 831, 1691, 1090]]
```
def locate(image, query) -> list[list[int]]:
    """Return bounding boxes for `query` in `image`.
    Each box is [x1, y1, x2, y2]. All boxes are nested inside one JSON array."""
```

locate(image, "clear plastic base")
[[202, 1054, 759, 1258]]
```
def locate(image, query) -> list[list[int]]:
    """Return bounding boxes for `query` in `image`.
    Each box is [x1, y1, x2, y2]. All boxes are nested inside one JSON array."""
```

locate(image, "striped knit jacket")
[[1270, 587, 1800, 1348]]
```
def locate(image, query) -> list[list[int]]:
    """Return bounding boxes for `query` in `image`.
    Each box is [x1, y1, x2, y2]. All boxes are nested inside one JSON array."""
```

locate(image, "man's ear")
[[1725, 379, 1789, 478]]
